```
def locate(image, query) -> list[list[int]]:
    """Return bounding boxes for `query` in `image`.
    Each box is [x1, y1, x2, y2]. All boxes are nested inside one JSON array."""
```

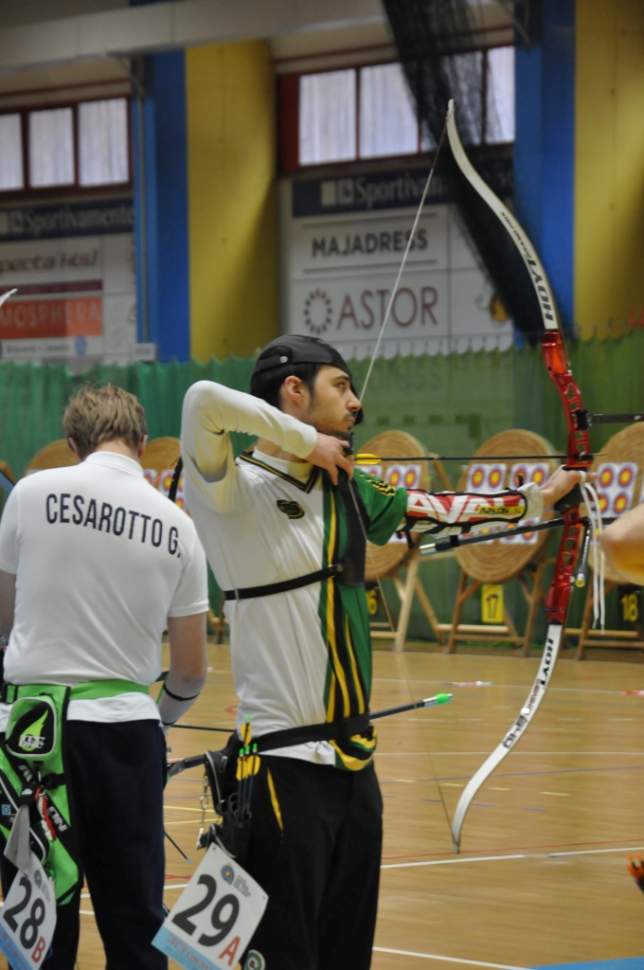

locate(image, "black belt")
[[224, 564, 342, 601], [252, 712, 372, 752]]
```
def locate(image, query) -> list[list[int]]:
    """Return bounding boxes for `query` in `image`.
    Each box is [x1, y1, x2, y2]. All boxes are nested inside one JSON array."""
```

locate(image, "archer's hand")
[[539, 467, 587, 512], [306, 433, 354, 486]]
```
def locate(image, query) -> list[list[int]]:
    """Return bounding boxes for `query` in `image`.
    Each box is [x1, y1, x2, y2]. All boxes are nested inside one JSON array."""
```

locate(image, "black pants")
[[2, 719, 168, 970], [242, 757, 383, 970]]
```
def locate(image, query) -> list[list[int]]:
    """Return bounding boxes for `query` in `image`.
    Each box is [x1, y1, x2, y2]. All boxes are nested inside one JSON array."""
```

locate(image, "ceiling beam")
[[0, 0, 385, 71]]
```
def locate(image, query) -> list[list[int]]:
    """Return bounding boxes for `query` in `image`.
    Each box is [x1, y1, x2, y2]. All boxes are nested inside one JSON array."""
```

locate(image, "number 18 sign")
[[153, 844, 268, 970]]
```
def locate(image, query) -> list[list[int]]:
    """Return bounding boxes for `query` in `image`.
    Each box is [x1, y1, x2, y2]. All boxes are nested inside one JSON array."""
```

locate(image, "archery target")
[[27, 438, 79, 472], [26, 436, 185, 509], [456, 430, 557, 583], [141, 437, 185, 510], [358, 430, 436, 581], [590, 423, 644, 583]]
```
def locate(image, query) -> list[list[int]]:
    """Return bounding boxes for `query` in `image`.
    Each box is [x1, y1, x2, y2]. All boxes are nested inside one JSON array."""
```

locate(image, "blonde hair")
[[63, 384, 148, 459]]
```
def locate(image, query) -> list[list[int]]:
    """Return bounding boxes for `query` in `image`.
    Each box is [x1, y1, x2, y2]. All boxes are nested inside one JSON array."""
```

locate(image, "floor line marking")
[[372, 676, 640, 698], [376, 751, 644, 757], [373, 945, 528, 969], [381, 844, 644, 870]]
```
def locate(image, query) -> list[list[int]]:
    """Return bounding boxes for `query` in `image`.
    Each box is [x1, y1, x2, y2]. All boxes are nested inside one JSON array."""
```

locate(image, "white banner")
[[0, 201, 141, 363], [280, 175, 514, 359]]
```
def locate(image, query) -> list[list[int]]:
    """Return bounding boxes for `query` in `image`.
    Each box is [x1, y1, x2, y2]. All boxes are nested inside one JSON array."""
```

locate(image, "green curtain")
[[1, 330, 642, 643], [0, 356, 255, 478], [3, 331, 642, 478]]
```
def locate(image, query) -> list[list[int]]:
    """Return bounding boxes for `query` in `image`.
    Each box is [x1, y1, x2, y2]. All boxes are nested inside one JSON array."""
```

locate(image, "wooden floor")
[[35, 641, 644, 968]]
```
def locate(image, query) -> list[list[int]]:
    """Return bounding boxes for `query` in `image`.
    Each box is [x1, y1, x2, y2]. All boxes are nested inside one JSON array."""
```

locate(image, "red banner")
[[0, 297, 103, 338]]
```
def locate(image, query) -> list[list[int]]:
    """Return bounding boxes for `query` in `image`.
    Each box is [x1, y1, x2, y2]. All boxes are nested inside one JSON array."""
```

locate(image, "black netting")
[[383, 0, 554, 342]]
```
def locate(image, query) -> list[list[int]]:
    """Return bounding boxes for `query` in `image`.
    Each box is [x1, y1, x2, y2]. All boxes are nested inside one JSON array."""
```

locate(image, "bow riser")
[[542, 332, 592, 467], [541, 333, 593, 626], [545, 516, 583, 625]]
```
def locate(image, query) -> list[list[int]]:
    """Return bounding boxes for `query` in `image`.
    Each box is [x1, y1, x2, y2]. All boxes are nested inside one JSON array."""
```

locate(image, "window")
[[360, 63, 418, 158], [0, 96, 130, 196], [441, 52, 483, 145], [284, 47, 514, 172], [486, 47, 515, 143], [0, 114, 23, 190], [79, 98, 129, 186], [299, 70, 356, 165], [29, 108, 74, 187]]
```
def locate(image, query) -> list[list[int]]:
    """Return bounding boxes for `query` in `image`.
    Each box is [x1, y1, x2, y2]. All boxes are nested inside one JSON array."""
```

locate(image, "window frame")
[[0, 94, 133, 201], [279, 44, 514, 175]]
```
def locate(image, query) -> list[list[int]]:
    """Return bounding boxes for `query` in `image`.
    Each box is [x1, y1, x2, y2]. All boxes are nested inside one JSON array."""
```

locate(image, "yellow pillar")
[[186, 41, 278, 361], [575, 0, 644, 337]]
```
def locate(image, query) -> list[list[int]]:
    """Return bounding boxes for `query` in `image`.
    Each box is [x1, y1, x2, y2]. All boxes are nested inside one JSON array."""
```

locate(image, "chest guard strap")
[[223, 563, 342, 601]]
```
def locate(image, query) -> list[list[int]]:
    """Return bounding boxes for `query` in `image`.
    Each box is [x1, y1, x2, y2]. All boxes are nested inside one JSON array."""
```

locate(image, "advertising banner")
[[281, 165, 514, 359], [0, 200, 145, 363]]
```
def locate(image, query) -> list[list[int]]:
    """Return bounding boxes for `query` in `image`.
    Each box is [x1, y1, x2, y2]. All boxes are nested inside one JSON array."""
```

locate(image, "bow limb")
[[445, 100, 592, 851]]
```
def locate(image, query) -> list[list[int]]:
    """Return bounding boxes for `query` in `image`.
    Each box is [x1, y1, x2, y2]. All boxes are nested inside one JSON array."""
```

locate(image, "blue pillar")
[[514, 0, 575, 333], [131, 49, 190, 361]]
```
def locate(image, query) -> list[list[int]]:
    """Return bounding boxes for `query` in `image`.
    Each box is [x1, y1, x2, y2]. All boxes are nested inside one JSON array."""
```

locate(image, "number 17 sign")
[[153, 844, 268, 970]]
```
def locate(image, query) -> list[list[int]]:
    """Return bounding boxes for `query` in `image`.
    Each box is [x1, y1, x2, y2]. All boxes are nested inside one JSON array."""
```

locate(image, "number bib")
[[153, 844, 268, 970], [0, 856, 56, 969]]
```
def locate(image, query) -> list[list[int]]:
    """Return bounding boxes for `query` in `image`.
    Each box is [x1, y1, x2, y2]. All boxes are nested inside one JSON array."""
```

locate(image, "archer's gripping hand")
[[539, 467, 587, 514], [306, 433, 354, 486]]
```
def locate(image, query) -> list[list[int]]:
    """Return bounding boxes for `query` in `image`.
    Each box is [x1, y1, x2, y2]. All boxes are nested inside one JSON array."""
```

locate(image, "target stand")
[[572, 582, 644, 658], [361, 430, 453, 651], [445, 430, 557, 655], [566, 423, 644, 658], [445, 558, 551, 655]]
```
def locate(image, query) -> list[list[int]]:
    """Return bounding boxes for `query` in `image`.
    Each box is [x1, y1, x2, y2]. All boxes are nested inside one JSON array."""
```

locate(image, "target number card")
[[153, 844, 268, 970], [0, 856, 56, 969]]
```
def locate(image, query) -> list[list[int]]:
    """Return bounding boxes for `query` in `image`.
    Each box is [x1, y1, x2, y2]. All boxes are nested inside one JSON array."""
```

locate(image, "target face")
[[456, 430, 557, 583], [358, 430, 434, 581], [141, 437, 184, 509], [590, 424, 644, 582]]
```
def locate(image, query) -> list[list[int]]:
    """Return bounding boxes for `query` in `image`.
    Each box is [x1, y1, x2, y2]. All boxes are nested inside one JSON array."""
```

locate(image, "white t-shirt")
[[0, 451, 208, 722]]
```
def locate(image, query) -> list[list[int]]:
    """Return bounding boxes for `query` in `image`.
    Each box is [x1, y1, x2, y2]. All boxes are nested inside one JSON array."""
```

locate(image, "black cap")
[[252, 334, 352, 378], [251, 334, 363, 423]]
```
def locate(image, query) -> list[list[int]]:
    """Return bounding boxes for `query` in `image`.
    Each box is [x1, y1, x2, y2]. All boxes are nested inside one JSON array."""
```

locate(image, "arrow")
[[167, 694, 453, 778]]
